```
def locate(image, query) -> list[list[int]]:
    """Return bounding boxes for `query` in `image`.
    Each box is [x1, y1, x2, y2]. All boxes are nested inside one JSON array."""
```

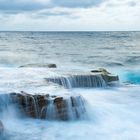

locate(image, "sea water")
[[0, 31, 140, 140]]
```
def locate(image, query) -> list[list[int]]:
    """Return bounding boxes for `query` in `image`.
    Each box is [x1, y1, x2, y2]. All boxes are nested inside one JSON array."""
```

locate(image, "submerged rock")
[[2, 91, 86, 121], [19, 63, 57, 68]]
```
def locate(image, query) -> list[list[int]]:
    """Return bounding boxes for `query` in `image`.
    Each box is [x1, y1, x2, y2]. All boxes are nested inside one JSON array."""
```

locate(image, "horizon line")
[[0, 30, 140, 32]]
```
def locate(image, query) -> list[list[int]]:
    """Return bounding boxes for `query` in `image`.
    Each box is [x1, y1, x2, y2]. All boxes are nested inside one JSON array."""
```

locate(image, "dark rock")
[[91, 68, 119, 83], [91, 68, 111, 74], [101, 74, 119, 83], [2, 92, 86, 120], [91, 70, 102, 73], [35, 95, 47, 108], [54, 97, 64, 109], [47, 64, 57, 68], [19, 63, 57, 68]]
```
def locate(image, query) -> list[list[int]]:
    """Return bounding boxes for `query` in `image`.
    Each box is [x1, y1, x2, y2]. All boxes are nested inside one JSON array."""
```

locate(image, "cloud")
[[128, 1, 137, 7], [35, 9, 72, 18], [0, 0, 139, 31], [0, 0, 50, 12], [51, 0, 104, 8], [0, 0, 105, 13]]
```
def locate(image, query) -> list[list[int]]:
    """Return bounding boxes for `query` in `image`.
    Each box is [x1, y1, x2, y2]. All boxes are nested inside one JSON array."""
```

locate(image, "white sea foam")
[[1, 83, 140, 140]]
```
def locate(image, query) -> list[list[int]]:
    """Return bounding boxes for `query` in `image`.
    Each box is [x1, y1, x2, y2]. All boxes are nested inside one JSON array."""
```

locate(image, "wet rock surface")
[[91, 68, 119, 83], [1, 92, 86, 121], [19, 63, 57, 68]]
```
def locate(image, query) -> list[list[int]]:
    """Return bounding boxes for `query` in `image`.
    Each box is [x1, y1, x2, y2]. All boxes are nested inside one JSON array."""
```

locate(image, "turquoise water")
[[0, 31, 140, 140]]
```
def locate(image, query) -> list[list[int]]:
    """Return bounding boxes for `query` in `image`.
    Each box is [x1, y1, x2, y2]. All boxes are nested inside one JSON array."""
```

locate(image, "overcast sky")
[[0, 0, 139, 31]]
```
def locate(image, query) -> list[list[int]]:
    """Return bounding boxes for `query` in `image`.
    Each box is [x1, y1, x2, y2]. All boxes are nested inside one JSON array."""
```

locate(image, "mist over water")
[[0, 31, 140, 140]]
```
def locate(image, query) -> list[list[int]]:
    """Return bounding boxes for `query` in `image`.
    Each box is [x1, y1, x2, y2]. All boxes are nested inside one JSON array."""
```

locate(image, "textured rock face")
[[101, 74, 119, 83], [19, 63, 57, 68], [0, 120, 4, 135], [10, 92, 48, 118], [7, 92, 86, 120], [91, 68, 119, 83]]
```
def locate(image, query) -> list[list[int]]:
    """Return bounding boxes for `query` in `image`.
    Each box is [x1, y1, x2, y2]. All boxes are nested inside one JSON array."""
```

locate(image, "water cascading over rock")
[[0, 69, 119, 121], [0, 120, 4, 136], [45, 69, 119, 88], [0, 93, 12, 113], [45, 74, 106, 88], [0, 92, 86, 121]]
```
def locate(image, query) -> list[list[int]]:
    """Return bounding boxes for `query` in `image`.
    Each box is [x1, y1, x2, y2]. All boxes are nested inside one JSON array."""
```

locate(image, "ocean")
[[0, 31, 140, 140]]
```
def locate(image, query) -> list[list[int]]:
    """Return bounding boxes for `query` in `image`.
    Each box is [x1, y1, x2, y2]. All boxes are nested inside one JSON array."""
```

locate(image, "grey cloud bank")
[[0, 0, 139, 31], [0, 0, 46, 12], [0, 0, 105, 12], [51, 0, 104, 8]]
